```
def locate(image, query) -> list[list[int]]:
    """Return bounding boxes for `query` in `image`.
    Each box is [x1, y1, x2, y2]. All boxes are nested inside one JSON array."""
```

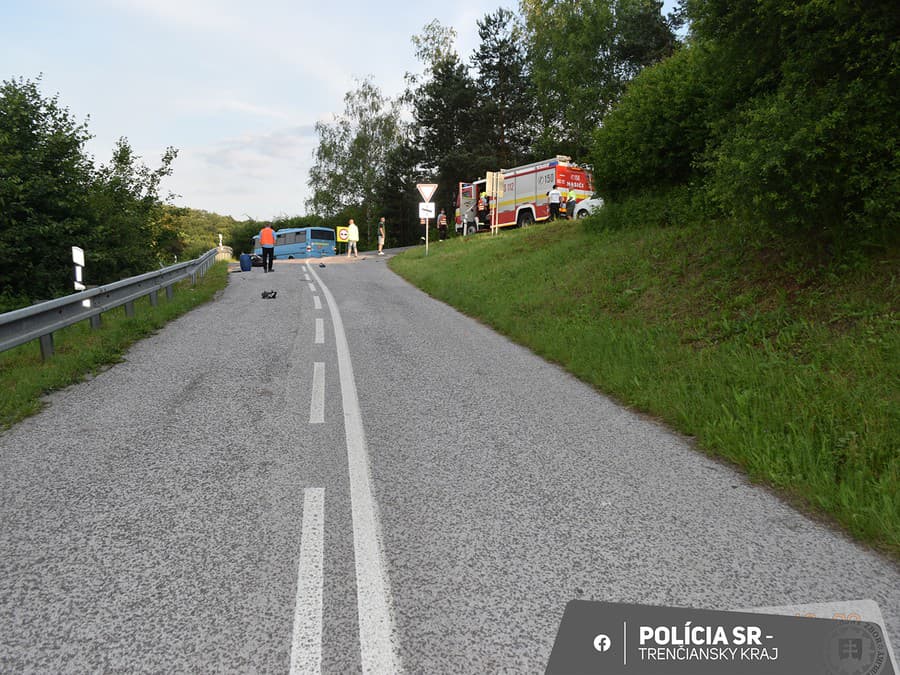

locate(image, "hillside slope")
[[390, 220, 899, 555]]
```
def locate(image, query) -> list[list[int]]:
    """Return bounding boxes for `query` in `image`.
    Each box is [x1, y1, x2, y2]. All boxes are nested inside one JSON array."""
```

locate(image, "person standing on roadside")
[[259, 222, 276, 272], [477, 191, 488, 227], [566, 186, 577, 219], [437, 209, 448, 241], [347, 219, 359, 258], [547, 184, 562, 221], [377, 217, 386, 255]]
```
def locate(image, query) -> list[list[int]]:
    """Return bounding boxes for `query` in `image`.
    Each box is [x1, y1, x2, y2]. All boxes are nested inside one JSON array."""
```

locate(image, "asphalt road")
[[1, 250, 897, 673]]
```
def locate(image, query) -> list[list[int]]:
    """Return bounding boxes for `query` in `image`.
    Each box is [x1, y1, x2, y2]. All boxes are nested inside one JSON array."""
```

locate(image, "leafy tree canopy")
[[0, 76, 94, 307], [0, 76, 185, 309], [521, 0, 680, 159], [306, 78, 404, 231]]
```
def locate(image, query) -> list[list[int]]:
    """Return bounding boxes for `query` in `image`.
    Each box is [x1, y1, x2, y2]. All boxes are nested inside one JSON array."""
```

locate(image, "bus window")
[[312, 229, 335, 242]]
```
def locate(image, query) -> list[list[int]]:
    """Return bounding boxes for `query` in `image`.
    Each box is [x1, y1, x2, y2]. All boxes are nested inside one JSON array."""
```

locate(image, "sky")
[[4, 0, 674, 222]]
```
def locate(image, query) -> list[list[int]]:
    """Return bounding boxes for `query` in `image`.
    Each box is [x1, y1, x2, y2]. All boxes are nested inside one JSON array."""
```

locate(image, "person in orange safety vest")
[[437, 209, 448, 240], [259, 223, 276, 272], [477, 192, 488, 226]]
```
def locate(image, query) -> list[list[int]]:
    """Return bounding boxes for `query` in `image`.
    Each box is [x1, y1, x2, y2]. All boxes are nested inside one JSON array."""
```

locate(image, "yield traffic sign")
[[416, 183, 438, 202]]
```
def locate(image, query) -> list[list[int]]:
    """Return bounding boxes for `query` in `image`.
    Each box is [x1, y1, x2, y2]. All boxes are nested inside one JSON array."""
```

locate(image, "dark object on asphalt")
[[319, 263, 326, 268], [261, 290, 277, 299], [249, 254, 264, 267]]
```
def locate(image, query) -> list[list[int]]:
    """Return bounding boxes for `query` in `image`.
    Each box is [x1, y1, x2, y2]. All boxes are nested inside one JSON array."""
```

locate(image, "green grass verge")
[[390, 222, 899, 556], [0, 261, 230, 430]]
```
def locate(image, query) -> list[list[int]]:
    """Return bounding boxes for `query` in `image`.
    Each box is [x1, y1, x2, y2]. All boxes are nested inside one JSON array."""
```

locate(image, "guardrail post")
[[191, 272, 198, 285], [165, 285, 174, 301], [39, 333, 54, 360], [90, 314, 101, 329], [149, 290, 158, 307], [125, 301, 135, 318]]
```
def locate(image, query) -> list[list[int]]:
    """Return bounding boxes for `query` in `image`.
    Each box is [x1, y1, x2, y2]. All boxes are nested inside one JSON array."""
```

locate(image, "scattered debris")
[[261, 290, 277, 299], [319, 263, 326, 268]]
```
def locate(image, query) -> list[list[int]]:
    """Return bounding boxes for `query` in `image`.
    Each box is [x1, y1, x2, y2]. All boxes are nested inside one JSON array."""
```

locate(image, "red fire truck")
[[455, 155, 593, 234]]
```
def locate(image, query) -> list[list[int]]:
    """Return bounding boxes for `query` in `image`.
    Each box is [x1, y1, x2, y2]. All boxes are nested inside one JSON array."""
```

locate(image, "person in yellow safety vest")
[[259, 223, 276, 272], [347, 219, 359, 258], [566, 187, 577, 219]]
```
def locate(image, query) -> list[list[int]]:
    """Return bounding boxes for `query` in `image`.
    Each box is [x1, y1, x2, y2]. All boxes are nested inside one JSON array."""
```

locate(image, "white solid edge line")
[[290, 487, 325, 675], [315, 318, 325, 345], [313, 295, 322, 310], [310, 362, 325, 424], [307, 262, 403, 674]]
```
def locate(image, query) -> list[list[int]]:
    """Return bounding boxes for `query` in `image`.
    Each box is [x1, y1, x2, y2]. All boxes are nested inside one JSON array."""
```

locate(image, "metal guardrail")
[[0, 248, 219, 359]]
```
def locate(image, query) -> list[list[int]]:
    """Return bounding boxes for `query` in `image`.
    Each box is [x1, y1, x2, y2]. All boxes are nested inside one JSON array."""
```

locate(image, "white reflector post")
[[72, 246, 91, 307]]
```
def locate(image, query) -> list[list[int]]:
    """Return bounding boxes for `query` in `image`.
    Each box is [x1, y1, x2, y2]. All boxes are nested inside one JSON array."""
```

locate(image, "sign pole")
[[485, 171, 504, 236]]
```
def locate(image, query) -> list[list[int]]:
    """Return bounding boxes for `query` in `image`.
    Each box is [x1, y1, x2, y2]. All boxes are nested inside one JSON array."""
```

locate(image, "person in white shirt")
[[347, 219, 360, 257], [377, 217, 386, 255], [547, 184, 562, 221]]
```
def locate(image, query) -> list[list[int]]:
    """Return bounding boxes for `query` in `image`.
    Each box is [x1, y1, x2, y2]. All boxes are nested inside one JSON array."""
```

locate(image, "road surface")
[[1, 250, 897, 672]]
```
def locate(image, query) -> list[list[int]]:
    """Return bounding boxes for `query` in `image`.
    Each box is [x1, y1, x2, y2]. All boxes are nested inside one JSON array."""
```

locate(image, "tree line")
[[307, 0, 896, 255], [0, 76, 253, 311], [305, 1, 680, 249], [0, 77, 200, 311]]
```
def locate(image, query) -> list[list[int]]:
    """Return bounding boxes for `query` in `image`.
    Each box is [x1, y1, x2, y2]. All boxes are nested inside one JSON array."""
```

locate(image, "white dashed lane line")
[[309, 362, 325, 424], [306, 262, 402, 674], [315, 318, 324, 345], [289, 488, 325, 675]]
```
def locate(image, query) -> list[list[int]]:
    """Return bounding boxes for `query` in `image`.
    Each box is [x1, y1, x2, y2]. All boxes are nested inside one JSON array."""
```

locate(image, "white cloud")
[[94, 0, 244, 33], [172, 94, 295, 122], [162, 124, 319, 219], [201, 125, 317, 171]]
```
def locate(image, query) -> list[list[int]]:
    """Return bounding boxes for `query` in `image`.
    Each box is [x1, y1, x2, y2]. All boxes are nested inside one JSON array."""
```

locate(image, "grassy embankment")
[[0, 261, 230, 430], [390, 221, 899, 556]]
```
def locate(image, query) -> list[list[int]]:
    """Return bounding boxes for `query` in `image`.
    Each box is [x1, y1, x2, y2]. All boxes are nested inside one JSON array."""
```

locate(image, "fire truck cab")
[[456, 155, 593, 234]]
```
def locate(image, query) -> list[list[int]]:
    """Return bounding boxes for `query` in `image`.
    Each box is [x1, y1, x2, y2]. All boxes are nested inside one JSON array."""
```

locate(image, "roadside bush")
[[706, 78, 898, 251], [588, 184, 711, 231], [591, 44, 713, 201], [227, 219, 261, 256], [594, 0, 899, 252], [698, 0, 898, 250]]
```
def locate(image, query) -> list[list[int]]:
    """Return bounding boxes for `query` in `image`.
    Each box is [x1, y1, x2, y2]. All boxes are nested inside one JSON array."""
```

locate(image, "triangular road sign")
[[416, 183, 438, 202]]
